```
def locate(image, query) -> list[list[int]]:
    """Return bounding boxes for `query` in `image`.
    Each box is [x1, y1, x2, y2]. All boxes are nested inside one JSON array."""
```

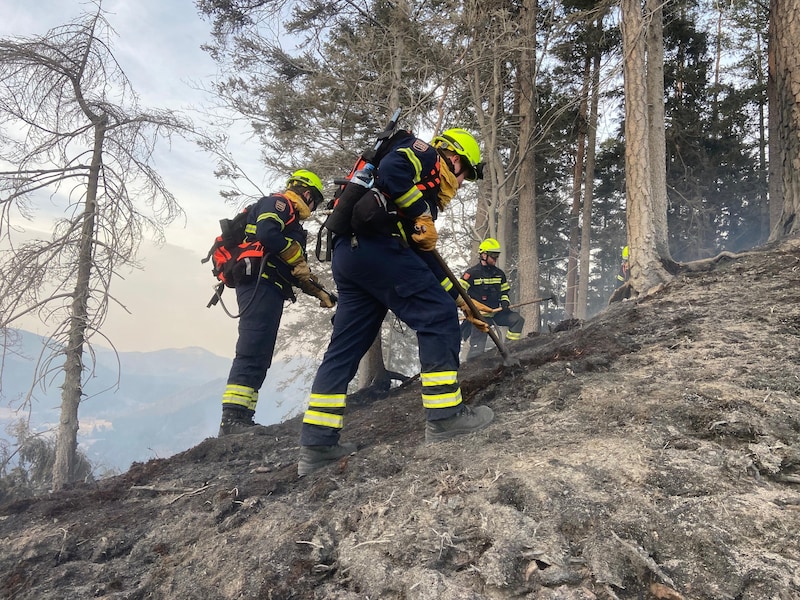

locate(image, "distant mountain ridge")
[[0, 329, 311, 473]]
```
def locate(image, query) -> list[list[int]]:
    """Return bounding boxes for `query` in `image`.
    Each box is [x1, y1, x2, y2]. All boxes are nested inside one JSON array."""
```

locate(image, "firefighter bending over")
[[297, 127, 495, 476]]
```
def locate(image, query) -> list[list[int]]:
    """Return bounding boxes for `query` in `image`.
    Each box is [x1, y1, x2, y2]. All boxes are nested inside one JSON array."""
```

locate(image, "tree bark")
[[53, 116, 106, 490], [516, 0, 539, 332], [577, 29, 602, 320], [769, 0, 800, 239], [565, 55, 590, 320], [358, 334, 389, 390], [767, 0, 783, 232], [355, 5, 410, 391], [621, 0, 672, 294], [645, 0, 672, 262]]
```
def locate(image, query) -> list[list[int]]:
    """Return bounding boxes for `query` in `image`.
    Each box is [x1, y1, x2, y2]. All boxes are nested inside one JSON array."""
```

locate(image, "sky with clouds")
[[0, 0, 300, 358]]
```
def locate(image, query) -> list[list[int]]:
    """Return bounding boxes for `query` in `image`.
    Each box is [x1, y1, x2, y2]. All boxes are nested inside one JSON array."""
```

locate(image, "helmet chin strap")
[[438, 148, 465, 179], [451, 155, 468, 180]]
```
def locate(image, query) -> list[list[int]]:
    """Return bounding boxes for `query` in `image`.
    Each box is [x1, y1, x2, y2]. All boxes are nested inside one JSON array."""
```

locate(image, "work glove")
[[457, 295, 494, 316], [500, 299, 510, 311], [313, 288, 336, 308], [279, 240, 313, 283], [412, 215, 437, 251], [298, 278, 336, 308], [290, 260, 312, 283], [351, 165, 374, 189], [455, 295, 490, 333]]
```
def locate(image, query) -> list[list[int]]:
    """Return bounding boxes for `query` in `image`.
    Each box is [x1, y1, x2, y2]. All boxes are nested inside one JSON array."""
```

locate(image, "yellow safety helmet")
[[479, 238, 502, 254], [287, 169, 324, 209], [287, 169, 323, 195], [622, 245, 629, 260], [431, 128, 483, 181]]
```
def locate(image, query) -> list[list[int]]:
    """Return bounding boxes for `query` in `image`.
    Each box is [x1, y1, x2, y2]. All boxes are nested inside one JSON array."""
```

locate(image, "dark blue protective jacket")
[[368, 131, 457, 299], [245, 191, 308, 298]]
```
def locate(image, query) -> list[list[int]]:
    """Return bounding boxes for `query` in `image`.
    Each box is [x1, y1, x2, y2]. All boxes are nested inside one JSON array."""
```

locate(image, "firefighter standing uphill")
[[218, 170, 335, 436], [297, 127, 495, 476], [459, 238, 525, 359]]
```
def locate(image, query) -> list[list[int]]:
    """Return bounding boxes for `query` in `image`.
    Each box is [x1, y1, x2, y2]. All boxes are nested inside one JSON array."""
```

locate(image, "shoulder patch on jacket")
[[274, 199, 287, 212], [463, 272, 471, 280], [412, 139, 429, 153]]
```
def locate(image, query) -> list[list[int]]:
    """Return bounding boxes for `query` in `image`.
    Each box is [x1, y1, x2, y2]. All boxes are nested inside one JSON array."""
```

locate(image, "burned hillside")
[[2, 238, 800, 600]]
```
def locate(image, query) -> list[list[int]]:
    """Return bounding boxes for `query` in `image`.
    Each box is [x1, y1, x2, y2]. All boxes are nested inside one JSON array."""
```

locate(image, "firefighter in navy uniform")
[[218, 170, 335, 436], [617, 245, 630, 284], [459, 238, 525, 360], [297, 128, 495, 476]]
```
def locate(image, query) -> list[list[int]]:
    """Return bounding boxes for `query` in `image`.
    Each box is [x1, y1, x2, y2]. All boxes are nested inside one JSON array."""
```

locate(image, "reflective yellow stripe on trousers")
[[222, 384, 258, 411], [420, 371, 462, 409], [303, 393, 346, 429]]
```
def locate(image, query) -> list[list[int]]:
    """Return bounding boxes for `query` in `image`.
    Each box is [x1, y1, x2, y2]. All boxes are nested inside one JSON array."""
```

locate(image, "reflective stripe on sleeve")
[[399, 147, 423, 180], [395, 186, 423, 209], [256, 212, 286, 229], [280, 242, 303, 264]]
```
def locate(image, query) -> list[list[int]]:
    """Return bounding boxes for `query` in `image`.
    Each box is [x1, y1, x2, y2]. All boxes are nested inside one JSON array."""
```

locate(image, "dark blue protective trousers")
[[222, 278, 285, 412], [300, 235, 463, 446]]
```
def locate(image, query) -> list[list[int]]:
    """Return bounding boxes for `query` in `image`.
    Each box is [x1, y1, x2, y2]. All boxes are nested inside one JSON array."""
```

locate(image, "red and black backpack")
[[202, 204, 265, 307]]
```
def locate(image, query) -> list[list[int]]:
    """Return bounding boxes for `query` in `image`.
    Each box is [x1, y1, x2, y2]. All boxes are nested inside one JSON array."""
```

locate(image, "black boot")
[[297, 443, 358, 476], [218, 405, 266, 437]]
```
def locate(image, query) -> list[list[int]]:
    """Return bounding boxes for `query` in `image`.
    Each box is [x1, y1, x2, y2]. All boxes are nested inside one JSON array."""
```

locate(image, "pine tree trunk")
[[358, 335, 388, 390], [645, 0, 672, 262], [565, 56, 590, 319], [357, 23, 408, 390], [767, 0, 784, 232], [769, 0, 800, 239], [621, 0, 672, 294], [577, 33, 602, 320], [516, 0, 539, 333]]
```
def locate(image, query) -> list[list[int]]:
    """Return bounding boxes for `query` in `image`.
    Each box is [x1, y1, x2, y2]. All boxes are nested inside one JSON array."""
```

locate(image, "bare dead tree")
[[0, 3, 192, 489]]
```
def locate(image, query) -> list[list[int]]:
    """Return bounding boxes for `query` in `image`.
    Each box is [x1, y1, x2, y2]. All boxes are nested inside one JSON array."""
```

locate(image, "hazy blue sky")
[[0, 0, 299, 357]]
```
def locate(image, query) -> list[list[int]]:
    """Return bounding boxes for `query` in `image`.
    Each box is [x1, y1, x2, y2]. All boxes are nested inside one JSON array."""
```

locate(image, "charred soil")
[[2, 239, 800, 600]]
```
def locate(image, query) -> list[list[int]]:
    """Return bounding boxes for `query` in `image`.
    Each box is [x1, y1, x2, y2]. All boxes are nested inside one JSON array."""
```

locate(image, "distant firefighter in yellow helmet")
[[617, 245, 630, 284], [458, 238, 525, 360]]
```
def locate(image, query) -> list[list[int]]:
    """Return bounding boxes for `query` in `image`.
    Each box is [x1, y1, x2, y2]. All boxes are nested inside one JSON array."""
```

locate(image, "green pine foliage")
[[198, 0, 771, 328]]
